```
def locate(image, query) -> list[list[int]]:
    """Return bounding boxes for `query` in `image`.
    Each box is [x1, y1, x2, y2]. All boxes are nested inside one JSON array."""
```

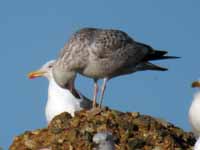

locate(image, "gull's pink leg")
[[99, 78, 108, 108], [93, 79, 98, 108]]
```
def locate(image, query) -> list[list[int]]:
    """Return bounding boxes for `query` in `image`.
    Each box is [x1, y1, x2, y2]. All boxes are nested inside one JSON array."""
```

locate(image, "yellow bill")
[[28, 71, 46, 79], [192, 81, 200, 88]]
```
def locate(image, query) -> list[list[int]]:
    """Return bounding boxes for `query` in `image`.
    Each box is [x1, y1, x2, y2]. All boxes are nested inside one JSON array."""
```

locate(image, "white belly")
[[45, 79, 82, 124], [189, 92, 200, 138]]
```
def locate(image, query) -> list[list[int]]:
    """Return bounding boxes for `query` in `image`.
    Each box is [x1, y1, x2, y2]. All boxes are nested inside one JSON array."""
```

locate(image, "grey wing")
[[92, 30, 149, 65], [124, 42, 150, 64], [91, 30, 132, 58], [92, 30, 148, 61], [57, 31, 91, 70]]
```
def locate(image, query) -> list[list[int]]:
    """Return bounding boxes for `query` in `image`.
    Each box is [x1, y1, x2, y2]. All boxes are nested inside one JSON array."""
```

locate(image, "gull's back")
[[57, 27, 177, 80], [59, 28, 149, 78]]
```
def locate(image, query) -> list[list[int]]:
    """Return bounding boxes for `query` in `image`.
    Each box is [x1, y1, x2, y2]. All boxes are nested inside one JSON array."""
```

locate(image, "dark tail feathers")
[[145, 62, 168, 71], [143, 50, 180, 61], [137, 62, 168, 71]]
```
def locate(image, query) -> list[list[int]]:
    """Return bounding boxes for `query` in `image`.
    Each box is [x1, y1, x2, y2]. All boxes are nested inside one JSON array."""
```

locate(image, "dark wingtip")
[[144, 49, 181, 61], [149, 55, 181, 61], [164, 56, 181, 59], [159, 67, 168, 71], [154, 49, 181, 59]]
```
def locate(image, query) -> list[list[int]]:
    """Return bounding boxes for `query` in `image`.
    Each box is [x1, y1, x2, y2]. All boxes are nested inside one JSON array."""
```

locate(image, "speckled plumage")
[[56, 28, 164, 79], [53, 27, 178, 107]]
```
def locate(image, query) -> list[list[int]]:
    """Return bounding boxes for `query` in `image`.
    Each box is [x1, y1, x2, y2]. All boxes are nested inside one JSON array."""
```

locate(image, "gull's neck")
[[45, 73, 82, 123], [47, 71, 79, 100], [48, 76, 70, 98]]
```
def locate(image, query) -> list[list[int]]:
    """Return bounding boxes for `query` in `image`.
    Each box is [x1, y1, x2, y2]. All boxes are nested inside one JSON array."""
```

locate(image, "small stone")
[[24, 139, 37, 149], [131, 112, 140, 118], [31, 129, 41, 135], [143, 133, 148, 138], [128, 138, 146, 149], [50, 127, 63, 134], [57, 138, 64, 144], [13, 136, 19, 141], [152, 146, 162, 150], [156, 118, 171, 128], [39, 148, 52, 150]]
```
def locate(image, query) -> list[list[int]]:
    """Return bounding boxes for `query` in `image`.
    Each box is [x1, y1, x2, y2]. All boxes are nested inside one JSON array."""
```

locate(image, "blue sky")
[[1, 0, 200, 149]]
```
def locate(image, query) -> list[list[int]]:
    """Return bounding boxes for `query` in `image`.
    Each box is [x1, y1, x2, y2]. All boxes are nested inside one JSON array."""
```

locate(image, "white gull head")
[[28, 60, 92, 124]]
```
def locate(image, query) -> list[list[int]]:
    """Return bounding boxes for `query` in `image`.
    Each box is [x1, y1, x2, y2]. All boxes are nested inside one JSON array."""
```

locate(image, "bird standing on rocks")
[[52, 27, 179, 108], [28, 60, 92, 123], [189, 80, 200, 138]]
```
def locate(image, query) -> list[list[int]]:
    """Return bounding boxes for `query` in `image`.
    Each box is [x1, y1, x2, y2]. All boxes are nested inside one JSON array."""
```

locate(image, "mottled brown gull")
[[52, 27, 179, 108]]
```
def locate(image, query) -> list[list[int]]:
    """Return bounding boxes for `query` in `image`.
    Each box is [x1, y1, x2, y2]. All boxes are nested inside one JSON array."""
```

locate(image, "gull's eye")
[[48, 65, 53, 68]]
